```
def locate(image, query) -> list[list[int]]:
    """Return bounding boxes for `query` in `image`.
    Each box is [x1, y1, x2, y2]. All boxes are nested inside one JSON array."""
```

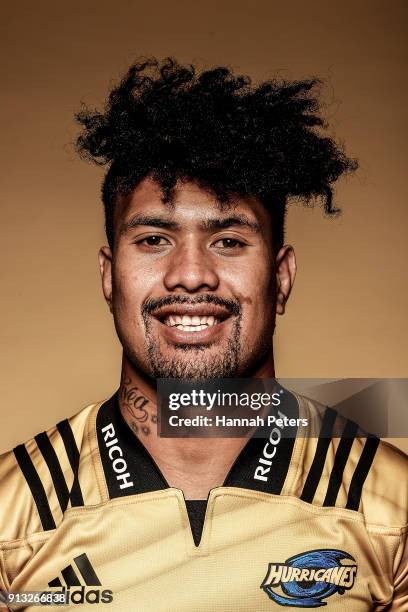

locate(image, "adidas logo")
[[48, 553, 113, 604]]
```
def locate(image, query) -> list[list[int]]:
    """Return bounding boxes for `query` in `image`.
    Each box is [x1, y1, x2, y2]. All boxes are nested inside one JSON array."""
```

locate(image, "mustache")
[[142, 294, 241, 317]]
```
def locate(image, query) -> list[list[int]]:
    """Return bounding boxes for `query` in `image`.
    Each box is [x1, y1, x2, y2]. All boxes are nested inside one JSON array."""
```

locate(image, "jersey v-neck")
[[95, 390, 300, 546]]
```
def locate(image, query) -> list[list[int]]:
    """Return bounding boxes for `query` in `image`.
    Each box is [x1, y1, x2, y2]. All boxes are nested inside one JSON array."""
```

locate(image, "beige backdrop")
[[1, 0, 407, 453]]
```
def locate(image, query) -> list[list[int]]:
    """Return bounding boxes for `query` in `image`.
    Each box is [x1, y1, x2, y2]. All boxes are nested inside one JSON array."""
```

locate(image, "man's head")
[[76, 57, 357, 379], [97, 176, 295, 378]]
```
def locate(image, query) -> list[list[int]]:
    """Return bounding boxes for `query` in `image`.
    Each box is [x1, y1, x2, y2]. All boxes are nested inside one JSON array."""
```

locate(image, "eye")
[[212, 237, 246, 249], [139, 235, 171, 247]]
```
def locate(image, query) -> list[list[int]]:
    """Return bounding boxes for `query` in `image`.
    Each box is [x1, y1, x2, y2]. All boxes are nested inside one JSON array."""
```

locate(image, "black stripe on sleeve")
[[74, 553, 101, 586], [56, 419, 84, 507], [13, 444, 57, 531], [48, 577, 62, 587], [323, 419, 358, 507], [346, 436, 380, 511], [34, 432, 70, 514], [300, 407, 337, 504], [61, 565, 82, 586]]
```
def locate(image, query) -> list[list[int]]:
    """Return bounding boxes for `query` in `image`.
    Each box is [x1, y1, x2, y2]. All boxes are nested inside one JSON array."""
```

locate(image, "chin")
[[144, 339, 234, 378]]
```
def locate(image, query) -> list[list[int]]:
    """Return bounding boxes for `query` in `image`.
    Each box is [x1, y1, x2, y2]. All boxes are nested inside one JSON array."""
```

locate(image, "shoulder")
[[293, 392, 408, 529], [0, 401, 100, 543]]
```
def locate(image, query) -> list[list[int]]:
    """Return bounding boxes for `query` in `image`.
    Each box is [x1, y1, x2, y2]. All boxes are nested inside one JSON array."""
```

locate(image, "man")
[[0, 58, 406, 610]]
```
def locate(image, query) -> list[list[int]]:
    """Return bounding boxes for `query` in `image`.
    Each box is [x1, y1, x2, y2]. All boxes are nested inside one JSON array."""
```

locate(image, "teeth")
[[176, 324, 208, 332], [163, 314, 220, 331]]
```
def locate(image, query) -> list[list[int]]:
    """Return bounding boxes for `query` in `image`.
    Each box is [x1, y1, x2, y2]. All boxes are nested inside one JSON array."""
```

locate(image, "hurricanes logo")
[[261, 549, 357, 607]]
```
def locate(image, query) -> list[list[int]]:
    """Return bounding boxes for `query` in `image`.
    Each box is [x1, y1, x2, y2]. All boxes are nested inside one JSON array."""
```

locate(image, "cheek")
[[113, 248, 164, 300], [112, 261, 147, 328], [113, 249, 153, 299], [225, 258, 275, 336], [113, 269, 136, 307], [222, 255, 275, 305]]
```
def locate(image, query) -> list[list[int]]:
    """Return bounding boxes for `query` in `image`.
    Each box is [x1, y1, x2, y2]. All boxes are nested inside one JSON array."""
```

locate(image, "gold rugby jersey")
[[0, 391, 407, 611]]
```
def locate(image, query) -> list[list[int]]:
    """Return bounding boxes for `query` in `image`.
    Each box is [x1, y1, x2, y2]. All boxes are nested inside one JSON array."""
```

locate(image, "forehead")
[[116, 177, 272, 230]]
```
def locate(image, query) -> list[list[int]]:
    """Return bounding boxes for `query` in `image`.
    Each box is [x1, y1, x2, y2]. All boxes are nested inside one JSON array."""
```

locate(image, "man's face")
[[99, 178, 295, 379]]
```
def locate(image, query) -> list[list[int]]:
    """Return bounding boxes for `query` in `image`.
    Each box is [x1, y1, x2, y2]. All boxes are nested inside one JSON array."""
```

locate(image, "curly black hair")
[[75, 57, 357, 249]]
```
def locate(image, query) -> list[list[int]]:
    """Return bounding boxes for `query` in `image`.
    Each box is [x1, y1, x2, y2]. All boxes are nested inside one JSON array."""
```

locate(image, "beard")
[[146, 316, 243, 379], [138, 294, 274, 379], [137, 294, 242, 379]]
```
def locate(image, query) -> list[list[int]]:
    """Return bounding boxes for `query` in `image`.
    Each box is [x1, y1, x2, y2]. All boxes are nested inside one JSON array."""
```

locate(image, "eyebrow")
[[201, 215, 261, 233], [120, 213, 261, 235], [120, 215, 179, 234]]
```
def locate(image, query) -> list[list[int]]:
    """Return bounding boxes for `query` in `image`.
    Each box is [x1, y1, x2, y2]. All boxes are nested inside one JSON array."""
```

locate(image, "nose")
[[163, 241, 219, 293]]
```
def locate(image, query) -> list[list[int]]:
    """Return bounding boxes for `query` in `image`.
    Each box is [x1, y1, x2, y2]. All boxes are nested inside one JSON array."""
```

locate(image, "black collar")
[[96, 389, 299, 499]]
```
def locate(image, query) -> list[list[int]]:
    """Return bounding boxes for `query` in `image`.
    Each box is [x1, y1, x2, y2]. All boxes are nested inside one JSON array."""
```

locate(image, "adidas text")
[[55, 586, 113, 604]]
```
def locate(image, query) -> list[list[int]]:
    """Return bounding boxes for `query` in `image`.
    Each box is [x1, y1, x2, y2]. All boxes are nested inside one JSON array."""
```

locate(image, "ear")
[[98, 246, 113, 312], [275, 245, 296, 315]]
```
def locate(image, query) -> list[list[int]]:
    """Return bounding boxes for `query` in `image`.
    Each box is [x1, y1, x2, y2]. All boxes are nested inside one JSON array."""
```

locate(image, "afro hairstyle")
[[75, 57, 357, 249]]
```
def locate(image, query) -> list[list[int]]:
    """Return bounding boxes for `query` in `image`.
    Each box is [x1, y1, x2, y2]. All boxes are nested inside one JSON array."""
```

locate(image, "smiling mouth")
[[150, 303, 232, 336], [162, 314, 221, 332]]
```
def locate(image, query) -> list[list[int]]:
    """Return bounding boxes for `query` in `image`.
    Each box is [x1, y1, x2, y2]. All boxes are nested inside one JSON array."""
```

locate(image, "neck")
[[118, 352, 275, 499]]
